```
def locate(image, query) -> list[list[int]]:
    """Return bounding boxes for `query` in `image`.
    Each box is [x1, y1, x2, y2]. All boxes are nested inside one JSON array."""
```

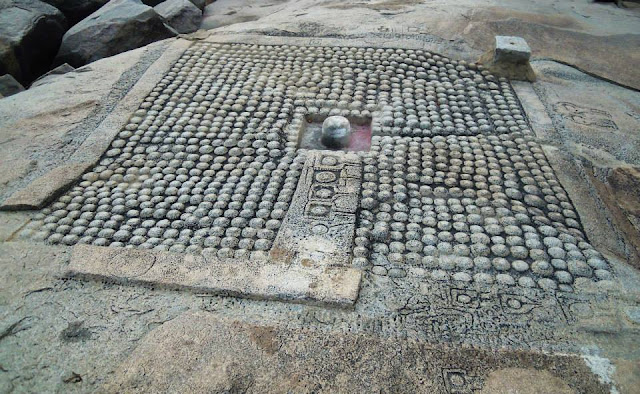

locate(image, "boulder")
[[0, 74, 25, 98], [41, 0, 109, 26], [0, 0, 67, 85], [30, 62, 74, 87], [154, 0, 202, 34], [54, 0, 177, 68]]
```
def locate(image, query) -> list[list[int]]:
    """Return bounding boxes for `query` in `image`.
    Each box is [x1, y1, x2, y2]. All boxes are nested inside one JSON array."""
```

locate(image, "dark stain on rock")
[[60, 321, 91, 342]]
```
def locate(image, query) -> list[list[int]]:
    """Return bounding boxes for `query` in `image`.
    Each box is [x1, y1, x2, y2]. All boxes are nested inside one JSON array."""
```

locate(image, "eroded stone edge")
[[0, 38, 194, 211], [67, 244, 362, 308]]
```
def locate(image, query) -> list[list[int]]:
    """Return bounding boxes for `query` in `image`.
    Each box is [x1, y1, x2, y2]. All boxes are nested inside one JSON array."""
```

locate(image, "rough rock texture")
[[525, 60, 640, 267], [188, 0, 204, 10], [0, 2, 639, 392], [101, 312, 609, 393], [201, 0, 275, 30], [0, 162, 93, 210], [3, 226, 639, 392], [54, 0, 176, 68], [585, 165, 640, 268], [0, 74, 24, 98], [41, 0, 109, 26], [154, 0, 201, 34], [0, 0, 67, 85], [23, 40, 621, 297], [0, 241, 206, 392], [480, 368, 574, 394], [606, 166, 640, 235]]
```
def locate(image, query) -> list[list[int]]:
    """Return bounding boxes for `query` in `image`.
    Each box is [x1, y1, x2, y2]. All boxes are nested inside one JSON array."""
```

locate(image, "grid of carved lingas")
[[28, 42, 611, 290]]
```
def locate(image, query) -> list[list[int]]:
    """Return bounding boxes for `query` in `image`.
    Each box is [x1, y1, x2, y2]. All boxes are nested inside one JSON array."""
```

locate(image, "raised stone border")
[[67, 244, 362, 308]]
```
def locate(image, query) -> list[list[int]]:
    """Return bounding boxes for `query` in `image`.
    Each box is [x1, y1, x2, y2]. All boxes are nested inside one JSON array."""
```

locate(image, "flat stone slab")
[[67, 244, 362, 308]]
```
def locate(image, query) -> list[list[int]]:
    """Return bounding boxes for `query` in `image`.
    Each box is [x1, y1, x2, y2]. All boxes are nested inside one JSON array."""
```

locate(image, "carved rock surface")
[[494, 35, 531, 63], [0, 0, 67, 84], [54, 0, 176, 67], [154, 0, 201, 34]]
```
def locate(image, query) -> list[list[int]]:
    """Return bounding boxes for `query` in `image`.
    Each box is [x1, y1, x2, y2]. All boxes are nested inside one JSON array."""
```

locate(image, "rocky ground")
[[1, 0, 639, 393]]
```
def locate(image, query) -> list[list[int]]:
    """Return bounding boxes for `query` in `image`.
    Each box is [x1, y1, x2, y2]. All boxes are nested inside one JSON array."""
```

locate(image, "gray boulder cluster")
[[0, 0, 67, 86], [0, 0, 204, 96]]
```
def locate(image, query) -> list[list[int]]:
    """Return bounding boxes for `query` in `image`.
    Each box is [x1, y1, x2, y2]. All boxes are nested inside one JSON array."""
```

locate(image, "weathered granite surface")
[[42, 0, 109, 26], [154, 0, 202, 34], [30, 62, 75, 88], [0, 74, 24, 98], [0, 162, 93, 210], [0, 39, 190, 206], [101, 311, 610, 393], [518, 60, 640, 268]]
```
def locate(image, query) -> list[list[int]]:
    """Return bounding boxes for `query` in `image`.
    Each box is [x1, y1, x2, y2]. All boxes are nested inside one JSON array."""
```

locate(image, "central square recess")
[[298, 114, 372, 152]]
